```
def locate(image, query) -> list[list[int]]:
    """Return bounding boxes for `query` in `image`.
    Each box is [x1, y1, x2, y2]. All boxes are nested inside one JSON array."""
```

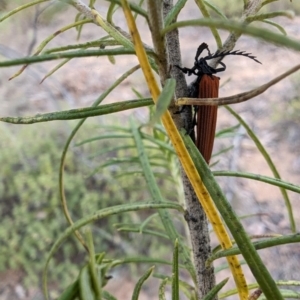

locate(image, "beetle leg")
[[174, 65, 191, 74], [213, 61, 226, 73], [193, 106, 198, 126]]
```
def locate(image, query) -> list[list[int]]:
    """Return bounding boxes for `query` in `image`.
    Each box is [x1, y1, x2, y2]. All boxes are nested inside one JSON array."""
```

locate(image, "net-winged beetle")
[[175, 43, 261, 163]]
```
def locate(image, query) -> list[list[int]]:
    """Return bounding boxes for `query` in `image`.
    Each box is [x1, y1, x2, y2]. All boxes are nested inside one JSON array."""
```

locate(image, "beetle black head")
[[175, 42, 261, 77]]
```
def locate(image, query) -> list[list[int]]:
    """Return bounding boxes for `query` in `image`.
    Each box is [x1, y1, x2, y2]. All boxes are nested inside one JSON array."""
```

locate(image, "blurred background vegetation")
[[0, 117, 184, 290]]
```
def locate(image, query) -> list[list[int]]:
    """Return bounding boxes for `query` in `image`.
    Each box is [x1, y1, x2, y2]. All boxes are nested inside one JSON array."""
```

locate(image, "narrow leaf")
[[130, 119, 196, 280], [57, 280, 79, 300], [139, 213, 159, 233], [171, 239, 179, 300], [150, 78, 176, 124], [252, 288, 299, 299], [131, 266, 155, 300], [0, 0, 49, 23], [203, 0, 227, 20], [58, 65, 141, 255], [117, 227, 169, 239], [120, 0, 237, 289], [43, 202, 183, 300], [40, 58, 71, 83], [86, 229, 102, 299], [207, 233, 300, 263], [105, 0, 148, 19], [164, 0, 187, 26], [260, 19, 287, 35], [162, 18, 300, 52], [9, 19, 92, 80], [79, 266, 95, 300], [158, 278, 168, 300], [202, 278, 229, 300], [0, 98, 153, 124], [213, 171, 300, 194], [0, 48, 138, 67], [180, 130, 283, 300], [102, 290, 118, 300], [226, 105, 296, 232], [246, 10, 295, 23]]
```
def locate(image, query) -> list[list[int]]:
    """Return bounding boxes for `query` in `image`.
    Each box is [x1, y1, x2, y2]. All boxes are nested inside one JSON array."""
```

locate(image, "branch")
[[147, 0, 169, 82], [63, 0, 157, 66], [163, 2, 216, 298], [175, 64, 300, 106], [212, 0, 263, 67]]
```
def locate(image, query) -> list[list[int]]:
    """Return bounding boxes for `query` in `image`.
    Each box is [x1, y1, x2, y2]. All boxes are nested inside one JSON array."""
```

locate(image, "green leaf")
[[89, 145, 137, 159], [150, 78, 176, 125], [40, 58, 71, 83], [43, 37, 119, 54], [220, 280, 300, 298], [261, 0, 280, 7], [131, 266, 155, 300], [43, 202, 184, 300], [207, 233, 300, 264], [110, 256, 185, 268], [211, 146, 234, 158], [213, 171, 300, 194], [164, 0, 187, 26], [43, 65, 145, 297], [0, 98, 153, 124], [158, 278, 168, 300], [57, 280, 79, 300], [76, 134, 133, 146], [202, 278, 229, 300], [180, 129, 284, 300], [0, 48, 142, 67], [105, 0, 148, 19], [226, 105, 296, 232], [162, 18, 300, 52], [79, 266, 95, 300], [86, 229, 102, 299], [203, 0, 227, 20], [139, 213, 159, 233], [116, 226, 169, 239], [0, 0, 49, 23], [130, 119, 196, 283], [102, 290, 118, 300], [215, 124, 240, 138], [171, 239, 179, 300], [260, 19, 287, 35], [246, 10, 295, 23], [154, 273, 196, 299], [141, 133, 175, 154]]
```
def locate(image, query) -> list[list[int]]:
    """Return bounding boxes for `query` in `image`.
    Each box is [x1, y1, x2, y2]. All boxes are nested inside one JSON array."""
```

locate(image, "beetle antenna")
[[209, 50, 261, 64], [195, 43, 209, 61]]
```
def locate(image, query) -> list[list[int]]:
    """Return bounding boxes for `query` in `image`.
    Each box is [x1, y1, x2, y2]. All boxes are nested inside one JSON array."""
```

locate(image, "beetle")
[[176, 43, 261, 163]]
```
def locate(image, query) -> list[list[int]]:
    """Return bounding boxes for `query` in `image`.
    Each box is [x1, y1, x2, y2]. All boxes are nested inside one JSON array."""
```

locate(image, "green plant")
[[1, 1, 300, 300], [0, 121, 175, 290]]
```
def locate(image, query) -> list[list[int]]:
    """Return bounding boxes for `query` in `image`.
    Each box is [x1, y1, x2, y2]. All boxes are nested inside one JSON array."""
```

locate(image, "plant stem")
[[163, 1, 216, 298]]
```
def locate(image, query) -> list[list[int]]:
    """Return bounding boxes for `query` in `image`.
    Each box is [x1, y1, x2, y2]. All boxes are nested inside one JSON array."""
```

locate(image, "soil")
[[0, 1, 300, 299]]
